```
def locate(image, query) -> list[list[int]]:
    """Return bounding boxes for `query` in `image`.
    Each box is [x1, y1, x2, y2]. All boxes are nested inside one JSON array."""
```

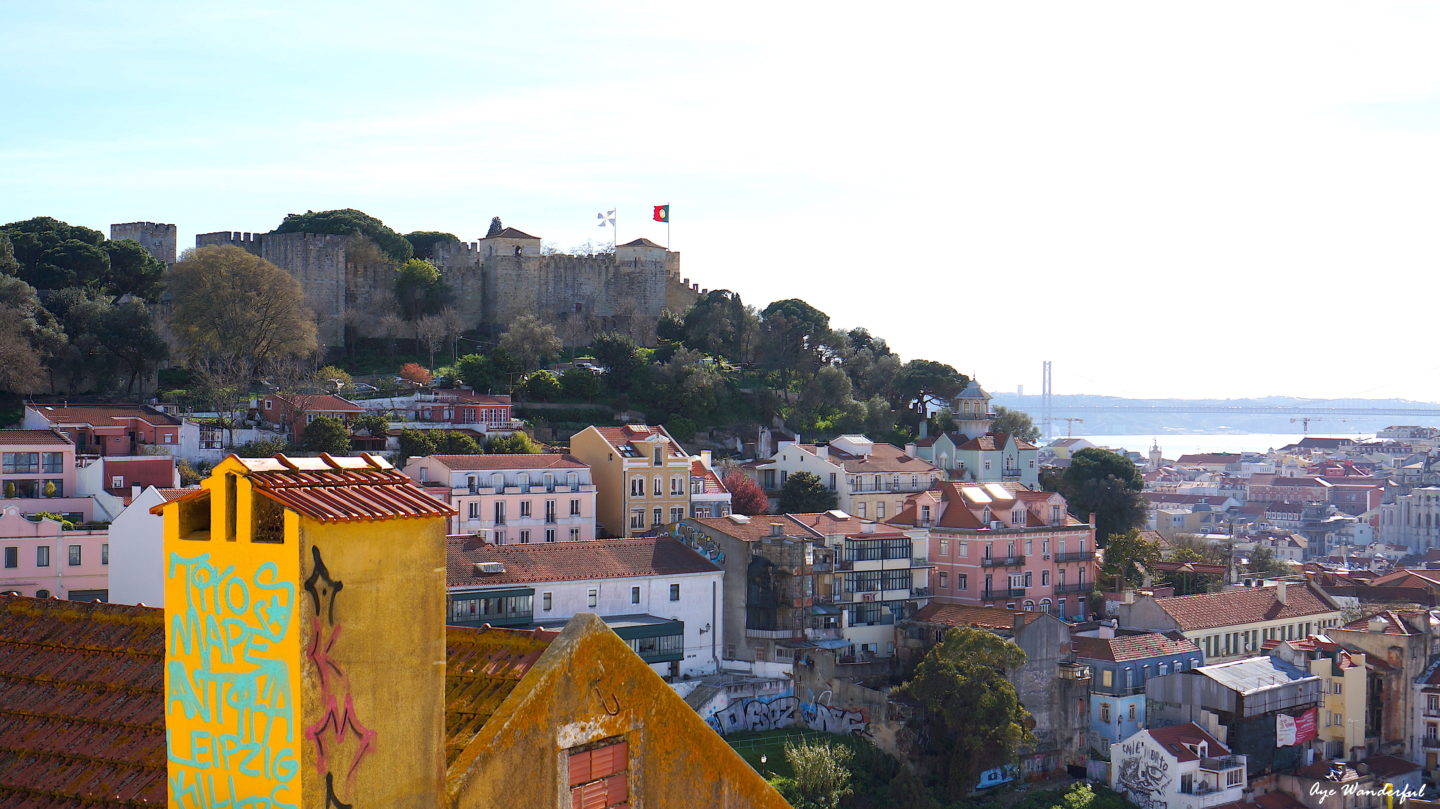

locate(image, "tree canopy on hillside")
[[1057, 447, 1147, 544], [273, 209, 413, 262], [0, 217, 165, 300], [403, 230, 460, 260]]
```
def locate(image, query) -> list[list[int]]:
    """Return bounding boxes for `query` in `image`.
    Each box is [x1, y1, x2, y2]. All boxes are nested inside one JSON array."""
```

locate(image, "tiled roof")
[[429, 389, 511, 405], [0, 595, 166, 808], [443, 624, 555, 767], [428, 454, 587, 471], [247, 455, 457, 523], [0, 429, 72, 446], [266, 393, 363, 412], [1150, 561, 1228, 576], [27, 404, 181, 427], [487, 227, 539, 240], [1339, 608, 1434, 635], [690, 461, 727, 494], [791, 441, 938, 474], [447, 537, 718, 586], [619, 238, 663, 248], [1150, 584, 1339, 632], [155, 487, 195, 502], [687, 515, 821, 542], [907, 602, 1043, 630], [587, 425, 687, 458], [1074, 631, 1200, 662], [1145, 722, 1230, 762], [1175, 453, 1242, 465]]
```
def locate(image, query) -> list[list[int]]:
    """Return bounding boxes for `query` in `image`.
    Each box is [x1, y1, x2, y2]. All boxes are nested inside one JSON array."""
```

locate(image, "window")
[[542, 592, 552, 611], [1181, 774, 1193, 794], [652, 476, 662, 497], [958, 541, 967, 557], [545, 529, 556, 543], [857, 502, 866, 518], [939, 539, 949, 556], [545, 501, 556, 522], [652, 508, 662, 526], [3, 452, 39, 474], [519, 530, 531, 543], [41, 452, 63, 473], [1333, 682, 1342, 694], [829, 473, 837, 489], [669, 583, 680, 601], [569, 528, 581, 540], [653, 447, 663, 466], [568, 739, 629, 809], [670, 507, 683, 523], [1429, 695, 1439, 712], [570, 499, 581, 516], [671, 476, 684, 496], [2, 547, 15, 568], [1101, 670, 1113, 687], [494, 530, 506, 545], [1041, 570, 1050, 586], [631, 586, 641, 604], [1226, 770, 1243, 788], [588, 589, 598, 608], [956, 574, 967, 590], [630, 478, 644, 497], [494, 502, 506, 525], [111, 475, 125, 489], [630, 510, 644, 529], [468, 502, 479, 519], [1127, 703, 1136, 721], [939, 571, 949, 589], [68, 545, 82, 566], [520, 501, 532, 518], [877, 502, 885, 519], [1100, 702, 1111, 722], [102, 544, 108, 565], [36, 546, 49, 567]]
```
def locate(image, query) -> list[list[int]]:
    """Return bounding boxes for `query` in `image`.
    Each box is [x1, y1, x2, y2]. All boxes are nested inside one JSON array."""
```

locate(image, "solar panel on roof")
[[983, 483, 1012, 501], [961, 486, 990, 503]]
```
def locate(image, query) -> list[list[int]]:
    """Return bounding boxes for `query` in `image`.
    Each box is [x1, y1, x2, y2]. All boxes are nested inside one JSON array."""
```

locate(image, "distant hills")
[[990, 393, 1440, 437]]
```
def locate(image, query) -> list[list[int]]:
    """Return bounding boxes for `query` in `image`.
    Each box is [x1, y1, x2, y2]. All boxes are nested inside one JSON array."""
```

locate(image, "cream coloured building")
[[1119, 582, 1345, 663]]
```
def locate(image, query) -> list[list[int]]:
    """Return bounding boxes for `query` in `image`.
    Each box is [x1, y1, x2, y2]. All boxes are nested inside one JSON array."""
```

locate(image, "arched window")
[[1023, 600, 1035, 611], [1039, 598, 1052, 613]]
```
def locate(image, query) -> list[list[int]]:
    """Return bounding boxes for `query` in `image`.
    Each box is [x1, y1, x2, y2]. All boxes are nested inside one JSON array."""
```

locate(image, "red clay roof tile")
[[0, 429, 72, 446], [1152, 584, 1339, 632], [447, 537, 717, 586], [428, 454, 588, 471]]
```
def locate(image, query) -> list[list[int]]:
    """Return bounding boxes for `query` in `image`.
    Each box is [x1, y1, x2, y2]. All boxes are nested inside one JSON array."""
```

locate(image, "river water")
[[1072, 433, 1376, 458]]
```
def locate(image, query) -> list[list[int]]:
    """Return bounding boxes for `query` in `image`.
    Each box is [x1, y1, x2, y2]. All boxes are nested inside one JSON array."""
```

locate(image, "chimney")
[[131, 484, 142, 500], [1275, 581, 1288, 605], [700, 450, 712, 468], [1098, 621, 1116, 640]]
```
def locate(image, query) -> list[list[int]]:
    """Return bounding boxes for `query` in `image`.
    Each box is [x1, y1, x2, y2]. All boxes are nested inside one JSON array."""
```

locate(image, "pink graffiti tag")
[[306, 617, 345, 691], [305, 691, 377, 782]]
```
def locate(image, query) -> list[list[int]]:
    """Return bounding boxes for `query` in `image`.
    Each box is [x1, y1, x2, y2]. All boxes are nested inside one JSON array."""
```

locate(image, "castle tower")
[[951, 379, 994, 439], [155, 453, 456, 809], [111, 221, 178, 266]]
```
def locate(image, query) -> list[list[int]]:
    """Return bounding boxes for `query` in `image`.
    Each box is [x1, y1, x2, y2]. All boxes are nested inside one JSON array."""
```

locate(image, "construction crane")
[[1290, 416, 1350, 435], [1060, 417, 1084, 438]]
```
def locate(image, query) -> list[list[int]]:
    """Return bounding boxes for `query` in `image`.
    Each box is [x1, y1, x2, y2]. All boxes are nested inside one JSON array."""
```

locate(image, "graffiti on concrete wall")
[[1115, 738, 1173, 809], [705, 695, 867, 736], [166, 551, 300, 809], [303, 546, 376, 809]]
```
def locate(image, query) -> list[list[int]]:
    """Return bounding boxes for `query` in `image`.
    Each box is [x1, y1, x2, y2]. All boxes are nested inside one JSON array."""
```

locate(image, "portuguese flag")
[[653, 204, 669, 222]]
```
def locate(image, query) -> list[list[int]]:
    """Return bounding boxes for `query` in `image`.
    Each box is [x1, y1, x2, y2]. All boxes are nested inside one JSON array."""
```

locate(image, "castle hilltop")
[[118, 221, 706, 348]]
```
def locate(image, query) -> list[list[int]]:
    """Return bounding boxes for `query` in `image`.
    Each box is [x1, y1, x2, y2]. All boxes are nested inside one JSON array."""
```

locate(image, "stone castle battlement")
[[138, 223, 704, 350], [111, 221, 178, 266]]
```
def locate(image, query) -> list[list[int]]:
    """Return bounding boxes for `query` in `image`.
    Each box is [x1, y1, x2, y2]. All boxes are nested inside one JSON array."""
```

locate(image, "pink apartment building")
[[0, 429, 96, 522], [892, 481, 1098, 621], [403, 454, 597, 542], [23, 404, 182, 456], [0, 507, 110, 601]]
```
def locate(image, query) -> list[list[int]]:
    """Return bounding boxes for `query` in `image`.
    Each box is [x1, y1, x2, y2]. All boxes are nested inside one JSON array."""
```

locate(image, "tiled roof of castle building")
[[443, 625, 556, 767], [487, 227, 539, 239], [1074, 631, 1200, 662], [588, 425, 687, 458], [690, 461, 727, 493], [0, 595, 166, 808], [907, 602, 1043, 630], [447, 537, 717, 586], [1145, 723, 1230, 762], [428, 454, 587, 471], [28, 404, 181, 427], [619, 238, 664, 248], [1149, 584, 1338, 632], [0, 429, 72, 446]]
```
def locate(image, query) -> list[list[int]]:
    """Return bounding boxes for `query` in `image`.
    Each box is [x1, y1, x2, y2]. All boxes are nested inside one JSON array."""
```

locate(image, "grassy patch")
[[724, 729, 873, 780]]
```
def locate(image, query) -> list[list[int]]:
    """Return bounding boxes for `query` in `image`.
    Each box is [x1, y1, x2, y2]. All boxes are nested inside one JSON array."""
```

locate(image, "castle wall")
[[111, 221, 177, 266]]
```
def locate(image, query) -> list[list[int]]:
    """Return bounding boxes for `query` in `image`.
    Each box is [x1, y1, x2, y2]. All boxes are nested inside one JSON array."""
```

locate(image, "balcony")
[[1055, 551, 1094, 563], [1058, 661, 1091, 680], [745, 627, 800, 640], [805, 626, 841, 641], [1424, 738, 1440, 750], [1055, 582, 1092, 594], [981, 555, 1026, 568], [1200, 756, 1244, 772], [982, 588, 1025, 600]]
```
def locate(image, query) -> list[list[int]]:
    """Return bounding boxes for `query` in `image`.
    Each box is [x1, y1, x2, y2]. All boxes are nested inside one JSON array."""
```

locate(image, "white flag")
[[597, 210, 615, 227]]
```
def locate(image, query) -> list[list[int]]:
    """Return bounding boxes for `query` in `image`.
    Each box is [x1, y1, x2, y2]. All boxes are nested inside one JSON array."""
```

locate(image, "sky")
[[4, 1, 1440, 402]]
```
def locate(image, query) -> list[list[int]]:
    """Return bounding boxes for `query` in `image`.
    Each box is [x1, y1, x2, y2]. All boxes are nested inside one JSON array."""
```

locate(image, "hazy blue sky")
[[5, 2, 1440, 402]]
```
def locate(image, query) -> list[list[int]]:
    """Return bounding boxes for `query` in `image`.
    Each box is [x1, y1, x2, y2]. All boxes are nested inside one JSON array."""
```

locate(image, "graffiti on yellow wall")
[[165, 549, 301, 809], [302, 545, 376, 809]]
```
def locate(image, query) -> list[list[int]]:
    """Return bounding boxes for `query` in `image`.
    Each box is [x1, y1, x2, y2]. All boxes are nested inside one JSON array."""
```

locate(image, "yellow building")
[[570, 424, 693, 537], [1269, 636, 1369, 759]]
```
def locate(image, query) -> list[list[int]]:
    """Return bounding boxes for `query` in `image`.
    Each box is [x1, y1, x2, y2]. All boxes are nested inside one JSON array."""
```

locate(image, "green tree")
[[759, 298, 831, 390], [232, 436, 290, 458], [273, 209, 413, 262], [103, 238, 166, 301], [1247, 545, 1289, 575], [485, 216, 504, 238], [991, 405, 1041, 444], [457, 353, 501, 392], [895, 626, 1033, 794], [100, 300, 167, 393], [0, 275, 59, 394], [499, 314, 563, 371], [650, 348, 725, 421], [1100, 529, 1162, 589], [1059, 448, 1147, 545], [591, 333, 643, 392], [781, 740, 853, 809], [656, 309, 686, 343], [351, 413, 390, 437], [486, 431, 543, 454], [433, 431, 482, 454], [778, 471, 838, 514], [403, 230, 459, 260], [524, 370, 562, 401], [313, 365, 353, 393], [682, 289, 759, 361], [398, 428, 438, 462], [300, 416, 352, 454], [393, 258, 449, 340], [1, 217, 108, 290], [169, 245, 319, 379], [893, 360, 968, 424], [723, 469, 770, 515], [559, 367, 600, 401]]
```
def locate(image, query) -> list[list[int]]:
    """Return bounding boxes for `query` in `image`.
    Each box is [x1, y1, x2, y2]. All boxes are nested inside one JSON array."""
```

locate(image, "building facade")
[[747, 434, 942, 521], [1120, 583, 1345, 663], [1110, 724, 1248, 809], [403, 453, 597, 540], [1074, 627, 1205, 758], [0, 506, 109, 600], [23, 404, 182, 456], [570, 424, 692, 537]]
